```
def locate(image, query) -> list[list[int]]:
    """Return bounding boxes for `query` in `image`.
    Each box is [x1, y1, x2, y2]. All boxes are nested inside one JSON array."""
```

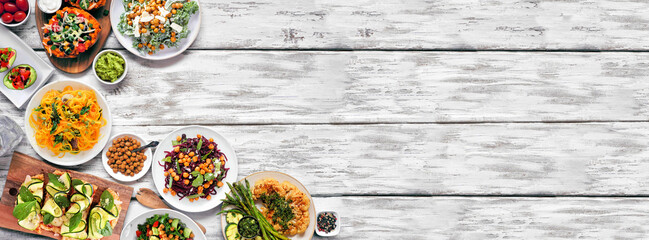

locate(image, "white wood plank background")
[[10, 0, 649, 50], [2, 0, 648, 239], [2, 197, 649, 239], [4, 122, 649, 196], [4, 51, 649, 124]]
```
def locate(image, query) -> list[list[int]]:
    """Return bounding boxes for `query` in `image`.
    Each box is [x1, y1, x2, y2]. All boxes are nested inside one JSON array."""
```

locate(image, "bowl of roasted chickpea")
[[102, 133, 153, 182]]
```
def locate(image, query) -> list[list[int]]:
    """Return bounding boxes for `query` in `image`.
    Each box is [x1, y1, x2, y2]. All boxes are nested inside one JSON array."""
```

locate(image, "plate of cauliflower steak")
[[0, 152, 133, 240], [34, 0, 112, 73]]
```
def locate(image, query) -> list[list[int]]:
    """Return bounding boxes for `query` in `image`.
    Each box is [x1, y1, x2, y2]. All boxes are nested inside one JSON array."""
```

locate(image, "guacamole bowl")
[[93, 50, 127, 85]]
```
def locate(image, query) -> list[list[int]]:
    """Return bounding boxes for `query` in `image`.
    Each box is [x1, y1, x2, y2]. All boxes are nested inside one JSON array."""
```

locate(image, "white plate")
[[101, 133, 153, 182], [0, 25, 55, 108], [109, 0, 201, 60], [220, 171, 316, 240], [120, 209, 207, 240], [152, 125, 238, 212], [24, 80, 112, 166]]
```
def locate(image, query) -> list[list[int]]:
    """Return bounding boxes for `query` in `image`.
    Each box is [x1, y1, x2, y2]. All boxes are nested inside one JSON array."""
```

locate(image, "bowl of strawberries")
[[0, 0, 29, 27]]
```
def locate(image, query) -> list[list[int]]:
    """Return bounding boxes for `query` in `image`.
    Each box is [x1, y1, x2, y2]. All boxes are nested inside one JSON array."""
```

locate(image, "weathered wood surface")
[[5, 51, 649, 124], [3, 122, 649, 196], [3, 197, 649, 239], [12, 0, 649, 50]]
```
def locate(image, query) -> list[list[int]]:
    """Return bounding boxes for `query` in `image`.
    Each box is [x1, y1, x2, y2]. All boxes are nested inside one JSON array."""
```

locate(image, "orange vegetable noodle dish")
[[29, 86, 106, 156], [252, 178, 310, 236]]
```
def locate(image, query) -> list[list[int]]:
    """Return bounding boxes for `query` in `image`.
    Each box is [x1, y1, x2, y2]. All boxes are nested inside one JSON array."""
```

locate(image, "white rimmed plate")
[[220, 171, 316, 240], [102, 133, 153, 182], [120, 209, 206, 240], [24, 80, 112, 166], [0, 25, 55, 108], [109, 0, 201, 60], [152, 125, 238, 212]]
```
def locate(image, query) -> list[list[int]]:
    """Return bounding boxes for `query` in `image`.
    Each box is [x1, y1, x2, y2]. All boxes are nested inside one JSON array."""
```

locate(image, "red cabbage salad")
[[160, 134, 229, 201]]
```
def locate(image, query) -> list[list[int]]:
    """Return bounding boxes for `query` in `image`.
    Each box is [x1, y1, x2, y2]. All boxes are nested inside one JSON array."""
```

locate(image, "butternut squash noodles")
[[29, 86, 106, 157]]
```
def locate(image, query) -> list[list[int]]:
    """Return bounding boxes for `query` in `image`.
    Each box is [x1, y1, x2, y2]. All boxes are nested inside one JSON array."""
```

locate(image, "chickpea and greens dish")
[[161, 134, 229, 202], [136, 213, 194, 240], [106, 136, 147, 176], [117, 0, 199, 55]]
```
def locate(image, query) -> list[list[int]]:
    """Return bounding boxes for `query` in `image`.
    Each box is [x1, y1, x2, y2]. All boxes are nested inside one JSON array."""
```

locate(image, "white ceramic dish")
[[0, 25, 55, 108], [220, 171, 316, 240], [314, 211, 340, 237], [93, 50, 128, 85], [109, 0, 201, 60], [101, 133, 152, 182], [152, 125, 238, 212], [120, 209, 206, 240], [37, 0, 62, 14], [24, 80, 112, 166], [0, 6, 31, 27]]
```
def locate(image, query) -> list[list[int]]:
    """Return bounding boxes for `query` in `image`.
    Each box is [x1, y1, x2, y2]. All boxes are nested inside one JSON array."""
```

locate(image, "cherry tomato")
[[13, 10, 24, 22], [0, 0, 8, 4], [0, 4, 4, 14], [1, 12, 12, 23], [15, 0, 27, 12], [136, 230, 142, 237], [3, 3, 16, 13], [152, 221, 159, 228]]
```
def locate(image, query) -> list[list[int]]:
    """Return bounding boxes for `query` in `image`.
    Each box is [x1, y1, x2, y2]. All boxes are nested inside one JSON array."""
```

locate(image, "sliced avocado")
[[152, 226, 159, 235], [183, 227, 192, 238], [62, 230, 88, 239], [100, 209, 116, 226], [67, 202, 81, 215], [62, 219, 86, 233], [87, 210, 103, 239], [172, 218, 179, 229], [150, 236, 160, 240], [106, 204, 119, 218], [59, 173, 72, 190], [3, 64, 37, 90], [74, 183, 93, 197], [27, 179, 44, 192], [46, 185, 59, 198], [41, 198, 63, 218], [0, 48, 16, 72], [70, 193, 90, 210], [17, 211, 41, 231]]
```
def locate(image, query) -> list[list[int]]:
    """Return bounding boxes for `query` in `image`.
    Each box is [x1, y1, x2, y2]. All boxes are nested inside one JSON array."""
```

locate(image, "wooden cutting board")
[[34, 0, 112, 73], [0, 152, 133, 239]]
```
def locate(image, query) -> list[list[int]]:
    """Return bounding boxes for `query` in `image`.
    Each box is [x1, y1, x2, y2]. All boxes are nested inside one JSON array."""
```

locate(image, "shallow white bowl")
[[120, 209, 206, 240], [37, 0, 62, 14], [24, 80, 112, 166], [109, 0, 201, 60], [101, 133, 152, 182], [152, 125, 238, 213], [0, 6, 31, 27], [93, 50, 128, 85], [315, 211, 340, 237]]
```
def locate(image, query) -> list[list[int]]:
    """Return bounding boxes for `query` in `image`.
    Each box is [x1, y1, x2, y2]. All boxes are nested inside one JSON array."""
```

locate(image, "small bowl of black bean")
[[101, 133, 153, 182], [315, 211, 340, 237]]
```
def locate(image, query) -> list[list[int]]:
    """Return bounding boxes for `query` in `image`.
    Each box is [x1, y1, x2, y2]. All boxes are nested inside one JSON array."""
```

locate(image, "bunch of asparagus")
[[219, 180, 289, 240]]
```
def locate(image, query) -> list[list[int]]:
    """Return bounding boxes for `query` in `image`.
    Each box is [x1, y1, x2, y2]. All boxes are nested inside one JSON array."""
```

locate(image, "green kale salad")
[[117, 0, 198, 55]]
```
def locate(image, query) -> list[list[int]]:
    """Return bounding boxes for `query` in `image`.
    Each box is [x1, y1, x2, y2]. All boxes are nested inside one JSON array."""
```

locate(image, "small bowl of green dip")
[[93, 50, 127, 85], [237, 216, 260, 238]]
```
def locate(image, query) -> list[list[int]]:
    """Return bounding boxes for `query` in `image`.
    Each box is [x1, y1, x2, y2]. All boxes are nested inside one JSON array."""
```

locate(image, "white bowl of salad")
[[110, 0, 201, 60]]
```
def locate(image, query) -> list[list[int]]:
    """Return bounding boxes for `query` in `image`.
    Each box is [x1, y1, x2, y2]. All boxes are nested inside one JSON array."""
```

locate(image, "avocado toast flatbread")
[[14, 174, 45, 233]]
